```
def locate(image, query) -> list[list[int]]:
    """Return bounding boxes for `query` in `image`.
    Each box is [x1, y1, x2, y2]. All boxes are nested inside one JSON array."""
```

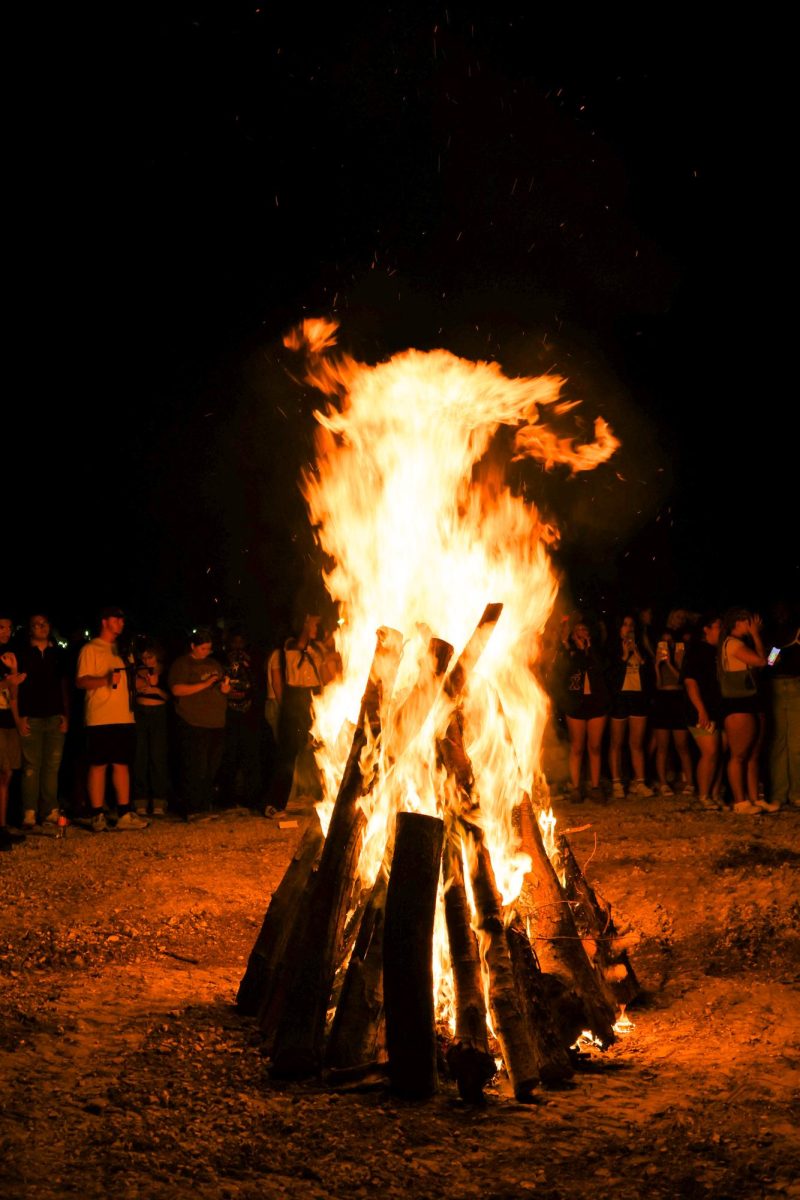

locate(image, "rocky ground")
[[1, 793, 799, 1200]]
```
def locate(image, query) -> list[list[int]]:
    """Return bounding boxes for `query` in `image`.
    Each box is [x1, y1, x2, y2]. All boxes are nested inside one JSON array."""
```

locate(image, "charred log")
[[517, 798, 617, 1046], [384, 812, 444, 1099], [236, 814, 324, 1017], [557, 834, 641, 1007]]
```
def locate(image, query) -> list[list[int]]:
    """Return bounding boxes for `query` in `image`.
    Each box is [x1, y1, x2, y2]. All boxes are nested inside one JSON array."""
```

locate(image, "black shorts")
[[720, 695, 764, 719], [564, 694, 609, 722], [86, 723, 137, 766], [650, 689, 690, 731], [609, 691, 650, 720]]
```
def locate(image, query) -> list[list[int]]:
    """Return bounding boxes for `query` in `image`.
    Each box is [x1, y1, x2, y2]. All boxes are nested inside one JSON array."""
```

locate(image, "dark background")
[[11, 7, 796, 643]]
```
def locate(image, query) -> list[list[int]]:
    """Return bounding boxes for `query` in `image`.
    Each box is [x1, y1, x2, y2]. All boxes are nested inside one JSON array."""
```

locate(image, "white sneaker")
[[135, 803, 149, 817], [658, 783, 675, 798], [43, 809, 60, 825], [732, 800, 760, 815], [755, 798, 781, 814], [152, 801, 165, 816], [629, 780, 654, 798], [116, 810, 149, 830], [611, 780, 625, 800], [22, 810, 36, 828]]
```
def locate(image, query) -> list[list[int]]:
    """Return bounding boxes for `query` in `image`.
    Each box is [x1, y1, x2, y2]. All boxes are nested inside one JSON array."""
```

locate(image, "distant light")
[[84, 630, 90, 638]]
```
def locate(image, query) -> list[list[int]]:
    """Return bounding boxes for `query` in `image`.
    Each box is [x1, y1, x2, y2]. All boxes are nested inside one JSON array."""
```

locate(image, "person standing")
[[17, 613, 70, 828], [218, 630, 261, 808], [168, 628, 230, 817], [75, 607, 148, 832], [717, 607, 770, 815], [766, 602, 800, 810], [0, 613, 26, 849], [133, 641, 170, 817]]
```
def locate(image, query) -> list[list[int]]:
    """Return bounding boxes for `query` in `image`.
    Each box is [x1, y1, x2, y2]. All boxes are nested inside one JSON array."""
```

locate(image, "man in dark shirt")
[[17, 613, 69, 827]]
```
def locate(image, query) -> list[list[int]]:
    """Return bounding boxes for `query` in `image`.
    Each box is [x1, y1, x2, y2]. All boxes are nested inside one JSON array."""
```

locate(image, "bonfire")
[[239, 319, 636, 1102]]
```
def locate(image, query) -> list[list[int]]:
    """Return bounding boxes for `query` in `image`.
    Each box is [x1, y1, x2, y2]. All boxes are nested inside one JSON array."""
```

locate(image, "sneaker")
[[135, 802, 149, 817], [658, 783, 675, 798], [91, 810, 108, 833], [681, 784, 696, 798], [789, 797, 800, 809], [116, 810, 149, 830], [588, 786, 606, 804], [731, 800, 760, 815], [43, 809, 60, 825], [22, 810, 36, 828], [264, 805, 278, 819], [698, 795, 722, 811], [611, 780, 625, 800], [755, 798, 781, 814], [152, 801, 166, 816], [629, 780, 655, 799]]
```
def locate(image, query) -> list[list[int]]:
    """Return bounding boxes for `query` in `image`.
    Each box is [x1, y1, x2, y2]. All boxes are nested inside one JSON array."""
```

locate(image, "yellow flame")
[[285, 318, 619, 1024]]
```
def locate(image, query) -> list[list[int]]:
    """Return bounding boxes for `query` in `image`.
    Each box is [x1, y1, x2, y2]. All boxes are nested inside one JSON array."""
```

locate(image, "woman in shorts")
[[555, 619, 610, 803], [607, 613, 654, 799], [681, 612, 725, 810], [651, 627, 695, 798]]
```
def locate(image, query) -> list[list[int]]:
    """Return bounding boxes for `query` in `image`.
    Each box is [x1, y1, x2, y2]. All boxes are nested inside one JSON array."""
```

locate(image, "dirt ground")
[[2, 792, 799, 1200]]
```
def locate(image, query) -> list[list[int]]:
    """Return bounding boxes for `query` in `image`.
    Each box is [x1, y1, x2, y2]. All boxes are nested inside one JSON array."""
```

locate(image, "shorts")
[[564, 694, 609, 722], [86, 723, 137, 767], [650, 689, 690, 731], [609, 691, 650, 720], [0, 726, 21, 772], [720, 695, 764, 719]]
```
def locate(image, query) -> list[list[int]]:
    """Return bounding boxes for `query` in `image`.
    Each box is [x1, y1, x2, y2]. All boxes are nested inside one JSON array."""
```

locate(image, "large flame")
[[285, 318, 619, 1022]]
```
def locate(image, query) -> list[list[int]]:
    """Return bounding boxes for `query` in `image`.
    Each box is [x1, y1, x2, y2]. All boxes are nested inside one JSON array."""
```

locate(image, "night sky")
[[13, 8, 795, 643]]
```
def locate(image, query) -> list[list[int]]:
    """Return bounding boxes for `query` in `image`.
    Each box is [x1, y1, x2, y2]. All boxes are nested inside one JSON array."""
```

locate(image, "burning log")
[[384, 812, 444, 1099], [326, 635, 454, 1072], [442, 830, 497, 1102], [236, 814, 324, 1017], [517, 798, 617, 1046], [557, 834, 641, 1007], [505, 915, 580, 1084], [267, 629, 403, 1079]]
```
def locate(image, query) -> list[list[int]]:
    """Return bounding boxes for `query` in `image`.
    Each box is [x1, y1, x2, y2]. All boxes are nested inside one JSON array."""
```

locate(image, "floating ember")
[[239, 320, 635, 1101]]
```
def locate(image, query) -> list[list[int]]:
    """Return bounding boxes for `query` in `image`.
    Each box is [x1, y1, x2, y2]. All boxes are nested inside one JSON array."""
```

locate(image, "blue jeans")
[[21, 715, 66, 816], [133, 706, 170, 803]]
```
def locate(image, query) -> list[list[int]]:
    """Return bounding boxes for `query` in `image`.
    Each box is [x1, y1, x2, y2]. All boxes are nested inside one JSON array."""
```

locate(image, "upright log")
[[557, 834, 641, 1007], [442, 829, 497, 1102], [268, 629, 403, 1079], [517, 797, 617, 1046], [505, 915, 579, 1084], [326, 635, 455, 1071], [384, 812, 444, 1099], [236, 814, 324, 1016]]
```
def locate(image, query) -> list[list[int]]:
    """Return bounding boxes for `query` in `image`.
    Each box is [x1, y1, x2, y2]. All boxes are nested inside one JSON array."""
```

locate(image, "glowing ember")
[[285, 318, 619, 1025]]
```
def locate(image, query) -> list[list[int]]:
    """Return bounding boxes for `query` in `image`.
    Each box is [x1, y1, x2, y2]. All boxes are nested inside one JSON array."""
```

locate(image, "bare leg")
[[565, 717, 587, 790], [673, 730, 695, 791], [111, 763, 130, 808], [586, 716, 607, 788], [725, 713, 758, 807], [87, 764, 107, 810], [629, 715, 648, 782], [0, 769, 10, 826], [654, 728, 671, 787], [609, 718, 627, 781], [695, 732, 720, 798], [746, 712, 766, 803]]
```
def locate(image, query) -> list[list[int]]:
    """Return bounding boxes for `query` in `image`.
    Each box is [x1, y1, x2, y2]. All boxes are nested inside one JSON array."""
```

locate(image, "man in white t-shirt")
[[75, 607, 148, 832]]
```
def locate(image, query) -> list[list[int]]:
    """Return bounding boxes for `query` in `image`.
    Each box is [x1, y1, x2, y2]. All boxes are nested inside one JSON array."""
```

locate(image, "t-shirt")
[[681, 640, 722, 722], [168, 653, 228, 729], [76, 639, 136, 727]]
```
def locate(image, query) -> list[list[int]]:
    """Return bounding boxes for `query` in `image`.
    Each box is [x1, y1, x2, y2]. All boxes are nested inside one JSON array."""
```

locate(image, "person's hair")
[[189, 627, 214, 648], [699, 611, 721, 633], [720, 607, 751, 641], [0, 611, 13, 624]]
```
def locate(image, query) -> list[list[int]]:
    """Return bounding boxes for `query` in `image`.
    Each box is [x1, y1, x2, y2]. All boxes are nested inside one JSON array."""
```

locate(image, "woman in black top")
[[554, 619, 610, 803], [681, 613, 725, 810], [607, 613, 654, 799]]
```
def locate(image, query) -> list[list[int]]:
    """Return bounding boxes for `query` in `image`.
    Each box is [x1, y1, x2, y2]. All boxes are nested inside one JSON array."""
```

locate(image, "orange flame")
[[285, 318, 619, 1023]]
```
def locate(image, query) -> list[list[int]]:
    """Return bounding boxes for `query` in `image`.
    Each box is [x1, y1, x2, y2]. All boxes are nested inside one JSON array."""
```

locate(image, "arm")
[[171, 676, 221, 697], [683, 677, 711, 729], [728, 625, 767, 669], [270, 660, 284, 706]]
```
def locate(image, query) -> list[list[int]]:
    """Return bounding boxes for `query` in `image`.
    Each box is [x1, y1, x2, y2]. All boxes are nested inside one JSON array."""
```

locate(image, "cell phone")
[[767, 646, 781, 667]]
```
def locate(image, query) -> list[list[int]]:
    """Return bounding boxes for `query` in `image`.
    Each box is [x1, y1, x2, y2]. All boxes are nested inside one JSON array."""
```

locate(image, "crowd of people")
[[0, 606, 340, 850], [1, 597, 798, 851], [546, 601, 800, 815]]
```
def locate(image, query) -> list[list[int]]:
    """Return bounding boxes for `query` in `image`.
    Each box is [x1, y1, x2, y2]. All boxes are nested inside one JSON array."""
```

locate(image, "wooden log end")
[[446, 1041, 497, 1104]]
